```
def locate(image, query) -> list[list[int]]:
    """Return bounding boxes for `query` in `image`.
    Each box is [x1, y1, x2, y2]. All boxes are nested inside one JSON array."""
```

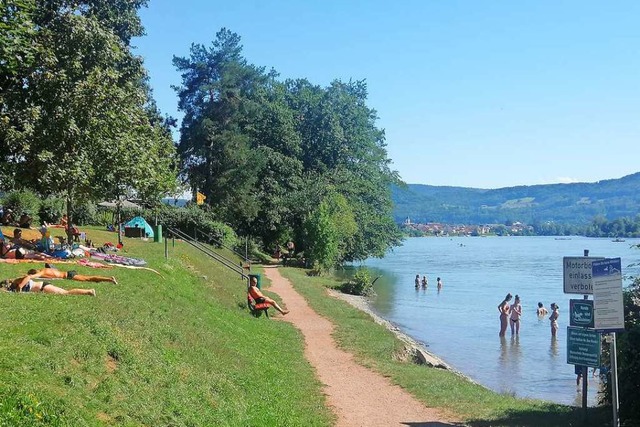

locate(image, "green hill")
[[392, 172, 640, 225]]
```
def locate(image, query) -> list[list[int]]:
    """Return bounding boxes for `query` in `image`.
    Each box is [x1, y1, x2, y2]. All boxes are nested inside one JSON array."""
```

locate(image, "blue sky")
[[134, 1, 640, 189]]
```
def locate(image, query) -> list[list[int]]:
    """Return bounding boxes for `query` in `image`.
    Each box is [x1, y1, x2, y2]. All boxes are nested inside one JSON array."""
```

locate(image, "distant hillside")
[[392, 172, 640, 225]]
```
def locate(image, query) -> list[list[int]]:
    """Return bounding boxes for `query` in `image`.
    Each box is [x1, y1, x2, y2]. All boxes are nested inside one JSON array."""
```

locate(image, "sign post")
[[563, 250, 603, 420], [593, 257, 624, 427]]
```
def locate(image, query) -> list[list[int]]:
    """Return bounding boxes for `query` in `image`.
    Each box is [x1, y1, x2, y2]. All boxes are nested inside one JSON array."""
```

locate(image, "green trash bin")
[[154, 225, 163, 243], [248, 273, 261, 289]]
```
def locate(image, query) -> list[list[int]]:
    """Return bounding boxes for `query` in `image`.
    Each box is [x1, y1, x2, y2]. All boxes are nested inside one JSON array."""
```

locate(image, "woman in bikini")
[[2, 273, 95, 296], [509, 295, 522, 335], [498, 293, 512, 337]]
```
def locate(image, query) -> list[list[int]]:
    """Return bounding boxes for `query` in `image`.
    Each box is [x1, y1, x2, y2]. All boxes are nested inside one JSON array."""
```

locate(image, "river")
[[351, 236, 640, 407]]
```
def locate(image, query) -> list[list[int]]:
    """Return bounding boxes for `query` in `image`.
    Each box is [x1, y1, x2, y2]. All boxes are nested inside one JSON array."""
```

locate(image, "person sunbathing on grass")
[[248, 276, 289, 315], [0, 236, 52, 260], [26, 267, 117, 284], [2, 273, 95, 296]]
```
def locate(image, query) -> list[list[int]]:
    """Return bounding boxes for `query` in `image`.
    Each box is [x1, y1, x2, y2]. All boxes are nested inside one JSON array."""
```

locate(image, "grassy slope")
[[1, 225, 611, 426], [279, 268, 611, 427], [0, 227, 333, 426]]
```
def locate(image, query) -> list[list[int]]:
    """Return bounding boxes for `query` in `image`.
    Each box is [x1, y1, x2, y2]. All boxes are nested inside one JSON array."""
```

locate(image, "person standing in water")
[[510, 295, 522, 335], [498, 293, 512, 337], [549, 303, 559, 337], [436, 277, 443, 291], [421, 275, 428, 288], [414, 274, 420, 288]]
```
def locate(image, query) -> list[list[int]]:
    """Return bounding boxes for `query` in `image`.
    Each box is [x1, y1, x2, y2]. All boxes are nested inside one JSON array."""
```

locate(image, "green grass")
[[1, 226, 613, 426], [0, 227, 333, 426], [278, 267, 611, 427]]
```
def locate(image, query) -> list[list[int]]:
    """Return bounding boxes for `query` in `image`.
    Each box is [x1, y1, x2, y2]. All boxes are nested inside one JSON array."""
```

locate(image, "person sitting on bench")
[[248, 276, 289, 315], [26, 267, 118, 284]]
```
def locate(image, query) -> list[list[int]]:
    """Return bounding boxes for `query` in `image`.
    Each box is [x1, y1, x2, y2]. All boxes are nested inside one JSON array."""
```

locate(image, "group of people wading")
[[498, 293, 559, 337]]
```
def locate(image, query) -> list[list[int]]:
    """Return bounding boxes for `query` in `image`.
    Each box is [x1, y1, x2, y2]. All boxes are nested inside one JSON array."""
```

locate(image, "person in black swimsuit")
[[2, 273, 95, 296], [26, 267, 117, 284]]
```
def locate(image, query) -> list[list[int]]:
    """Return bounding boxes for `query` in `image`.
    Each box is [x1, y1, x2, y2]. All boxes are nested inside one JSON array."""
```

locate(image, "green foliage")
[[70, 201, 97, 226], [38, 197, 65, 225], [392, 173, 640, 227], [174, 29, 402, 263], [600, 253, 640, 425], [339, 268, 374, 296], [303, 192, 357, 271], [146, 205, 237, 248], [1, 189, 40, 223], [1, 0, 177, 241]]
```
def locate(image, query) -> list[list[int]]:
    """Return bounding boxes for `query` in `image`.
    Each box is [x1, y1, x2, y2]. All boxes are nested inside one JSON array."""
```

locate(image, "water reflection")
[[549, 336, 559, 358]]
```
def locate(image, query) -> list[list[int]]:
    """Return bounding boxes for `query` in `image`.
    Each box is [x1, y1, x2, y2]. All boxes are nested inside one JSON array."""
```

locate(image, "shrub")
[[1, 190, 41, 225], [144, 205, 238, 249], [39, 197, 65, 224], [70, 202, 97, 226], [600, 246, 640, 425], [339, 268, 374, 296]]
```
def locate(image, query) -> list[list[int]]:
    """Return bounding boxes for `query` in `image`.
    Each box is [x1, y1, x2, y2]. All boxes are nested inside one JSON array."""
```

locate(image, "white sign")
[[563, 256, 604, 294], [592, 258, 625, 332]]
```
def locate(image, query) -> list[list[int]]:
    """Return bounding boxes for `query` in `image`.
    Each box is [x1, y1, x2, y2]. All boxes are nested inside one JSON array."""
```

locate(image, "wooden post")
[[164, 234, 168, 259]]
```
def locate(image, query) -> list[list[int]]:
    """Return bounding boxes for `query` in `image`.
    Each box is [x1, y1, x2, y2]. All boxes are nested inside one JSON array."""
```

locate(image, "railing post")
[[164, 234, 168, 259]]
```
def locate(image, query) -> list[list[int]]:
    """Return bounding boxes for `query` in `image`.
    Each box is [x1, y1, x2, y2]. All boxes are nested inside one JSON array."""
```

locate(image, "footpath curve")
[[262, 266, 461, 427]]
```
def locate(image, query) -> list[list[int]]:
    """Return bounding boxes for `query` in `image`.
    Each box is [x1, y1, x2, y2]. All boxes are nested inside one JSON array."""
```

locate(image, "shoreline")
[[327, 288, 478, 384]]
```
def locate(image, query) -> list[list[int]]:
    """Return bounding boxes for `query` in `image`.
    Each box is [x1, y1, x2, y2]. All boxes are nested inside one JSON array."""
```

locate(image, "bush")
[[70, 202, 97, 226], [339, 269, 374, 296], [600, 249, 640, 425], [39, 197, 65, 224], [144, 205, 238, 249], [1, 190, 41, 225]]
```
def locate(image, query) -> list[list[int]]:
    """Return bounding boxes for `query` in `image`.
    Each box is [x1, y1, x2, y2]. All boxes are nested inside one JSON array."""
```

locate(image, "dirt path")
[[263, 266, 460, 427]]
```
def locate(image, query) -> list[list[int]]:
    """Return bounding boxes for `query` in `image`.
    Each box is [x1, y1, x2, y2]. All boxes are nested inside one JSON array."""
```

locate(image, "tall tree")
[[173, 28, 269, 230], [1, 0, 176, 239]]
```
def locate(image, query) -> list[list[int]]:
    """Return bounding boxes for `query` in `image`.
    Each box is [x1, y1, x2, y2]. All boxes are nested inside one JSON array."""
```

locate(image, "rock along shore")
[[328, 289, 477, 383]]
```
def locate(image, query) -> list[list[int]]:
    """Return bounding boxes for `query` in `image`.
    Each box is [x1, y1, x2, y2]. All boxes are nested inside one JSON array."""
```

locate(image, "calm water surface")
[[354, 236, 640, 407]]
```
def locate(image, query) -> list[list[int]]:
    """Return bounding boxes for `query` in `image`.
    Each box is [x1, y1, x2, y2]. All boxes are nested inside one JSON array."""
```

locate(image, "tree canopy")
[[174, 28, 402, 267], [1, 0, 177, 234]]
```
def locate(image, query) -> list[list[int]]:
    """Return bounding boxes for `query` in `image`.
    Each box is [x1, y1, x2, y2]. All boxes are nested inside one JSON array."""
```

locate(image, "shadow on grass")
[[402, 422, 467, 427], [465, 405, 611, 427]]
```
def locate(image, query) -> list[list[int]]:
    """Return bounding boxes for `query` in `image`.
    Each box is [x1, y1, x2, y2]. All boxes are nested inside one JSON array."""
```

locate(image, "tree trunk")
[[66, 195, 73, 246]]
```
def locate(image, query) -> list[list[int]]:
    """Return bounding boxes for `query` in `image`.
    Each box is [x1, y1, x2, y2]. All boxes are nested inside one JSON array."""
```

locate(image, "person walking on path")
[[509, 295, 522, 335], [498, 293, 512, 337], [262, 266, 457, 426]]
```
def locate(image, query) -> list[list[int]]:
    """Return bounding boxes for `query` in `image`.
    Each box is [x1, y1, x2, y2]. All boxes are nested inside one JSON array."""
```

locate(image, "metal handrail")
[[166, 227, 249, 280], [193, 227, 250, 264]]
